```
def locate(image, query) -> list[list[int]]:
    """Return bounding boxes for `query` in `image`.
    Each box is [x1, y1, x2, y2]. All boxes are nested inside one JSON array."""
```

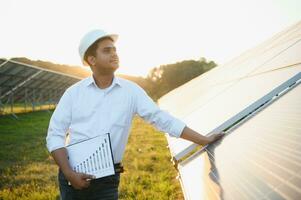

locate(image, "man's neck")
[[92, 73, 114, 89]]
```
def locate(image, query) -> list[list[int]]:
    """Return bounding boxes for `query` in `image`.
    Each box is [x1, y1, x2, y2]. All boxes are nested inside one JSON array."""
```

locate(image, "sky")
[[1, 0, 301, 77]]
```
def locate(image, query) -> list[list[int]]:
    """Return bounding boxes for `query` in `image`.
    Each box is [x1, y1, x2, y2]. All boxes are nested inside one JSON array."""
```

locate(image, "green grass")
[[0, 111, 183, 200]]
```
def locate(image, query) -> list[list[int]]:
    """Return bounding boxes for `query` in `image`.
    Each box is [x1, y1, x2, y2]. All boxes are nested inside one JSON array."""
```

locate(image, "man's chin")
[[110, 65, 119, 73], [97, 67, 118, 75], [111, 63, 119, 69]]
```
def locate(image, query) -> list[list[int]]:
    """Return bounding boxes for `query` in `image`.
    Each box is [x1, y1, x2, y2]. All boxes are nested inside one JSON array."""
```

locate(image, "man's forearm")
[[180, 126, 209, 146], [51, 148, 73, 178]]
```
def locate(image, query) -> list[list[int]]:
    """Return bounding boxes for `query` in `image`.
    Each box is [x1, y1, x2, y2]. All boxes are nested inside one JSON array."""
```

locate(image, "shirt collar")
[[85, 75, 122, 88]]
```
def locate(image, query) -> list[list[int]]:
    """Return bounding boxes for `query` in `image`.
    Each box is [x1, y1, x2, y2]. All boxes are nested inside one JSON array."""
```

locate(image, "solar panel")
[[157, 21, 301, 199], [251, 39, 301, 74], [159, 22, 301, 116], [167, 67, 301, 160], [178, 82, 301, 200], [0, 63, 32, 75], [12, 74, 77, 103], [0, 65, 40, 95], [160, 22, 301, 109], [0, 59, 81, 115], [158, 21, 301, 161]]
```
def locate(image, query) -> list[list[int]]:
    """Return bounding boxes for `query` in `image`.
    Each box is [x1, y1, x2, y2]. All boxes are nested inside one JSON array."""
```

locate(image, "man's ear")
[[87, 55, 96, 66]]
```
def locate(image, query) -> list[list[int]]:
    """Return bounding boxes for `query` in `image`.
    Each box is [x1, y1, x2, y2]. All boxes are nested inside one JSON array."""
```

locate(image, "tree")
[[146, 59, 216, 100]]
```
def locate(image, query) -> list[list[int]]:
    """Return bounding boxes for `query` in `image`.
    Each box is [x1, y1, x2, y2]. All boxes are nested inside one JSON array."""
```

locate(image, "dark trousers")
[[58, 169, 120, 200]]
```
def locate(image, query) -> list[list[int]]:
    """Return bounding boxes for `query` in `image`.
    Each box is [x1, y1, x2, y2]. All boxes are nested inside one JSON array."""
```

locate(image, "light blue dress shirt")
[[46, 76, 186, 163]]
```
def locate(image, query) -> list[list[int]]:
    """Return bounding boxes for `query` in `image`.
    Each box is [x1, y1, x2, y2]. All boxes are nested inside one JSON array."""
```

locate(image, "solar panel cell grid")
[[178, 83, 301, 200]]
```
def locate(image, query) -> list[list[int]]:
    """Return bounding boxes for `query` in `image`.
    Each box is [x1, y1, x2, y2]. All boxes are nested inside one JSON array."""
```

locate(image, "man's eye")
[[103, 48, 116, 53]]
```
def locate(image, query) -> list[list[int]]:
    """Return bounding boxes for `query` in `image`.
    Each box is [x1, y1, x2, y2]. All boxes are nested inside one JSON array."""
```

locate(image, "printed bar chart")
[[66, 133, 115, 178]]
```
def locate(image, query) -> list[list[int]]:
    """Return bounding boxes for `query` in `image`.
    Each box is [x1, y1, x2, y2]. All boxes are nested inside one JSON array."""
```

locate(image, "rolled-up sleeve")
[[134, 85, 186, 138], [46, 88, 72, 152]]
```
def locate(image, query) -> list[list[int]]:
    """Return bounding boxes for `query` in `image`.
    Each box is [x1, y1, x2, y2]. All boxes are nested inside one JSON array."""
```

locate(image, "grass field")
[[1, 103, 56, 115], [0, 111, 183, 200]]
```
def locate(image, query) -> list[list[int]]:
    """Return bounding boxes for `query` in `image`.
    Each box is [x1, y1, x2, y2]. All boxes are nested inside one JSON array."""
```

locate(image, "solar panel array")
[[158, 21, 301, 199], [0, 59, 81, 115]]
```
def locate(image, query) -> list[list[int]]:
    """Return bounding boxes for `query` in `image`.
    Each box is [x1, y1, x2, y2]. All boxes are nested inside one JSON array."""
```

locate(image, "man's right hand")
[[65, 171, 96, 190], [50, 148, 96, 190]]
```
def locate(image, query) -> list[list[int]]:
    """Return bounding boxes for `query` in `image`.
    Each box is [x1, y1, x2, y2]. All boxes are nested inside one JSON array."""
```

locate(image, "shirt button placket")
[[99, 90, 106, 133]]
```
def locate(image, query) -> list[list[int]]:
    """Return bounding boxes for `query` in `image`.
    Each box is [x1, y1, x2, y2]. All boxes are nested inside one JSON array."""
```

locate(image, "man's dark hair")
[[84, 36, 114, 65]]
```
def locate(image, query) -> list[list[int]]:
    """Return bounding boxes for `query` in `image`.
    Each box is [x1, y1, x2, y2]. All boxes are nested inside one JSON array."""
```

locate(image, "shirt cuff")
[[46, 137, 66, 153], [169, 118, 186, 138]]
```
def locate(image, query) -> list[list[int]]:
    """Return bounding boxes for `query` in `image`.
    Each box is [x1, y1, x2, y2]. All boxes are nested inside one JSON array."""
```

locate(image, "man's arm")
[[46, 89, 94, 189], [133, 84, 225, 144], [180, 126, 225, 146]]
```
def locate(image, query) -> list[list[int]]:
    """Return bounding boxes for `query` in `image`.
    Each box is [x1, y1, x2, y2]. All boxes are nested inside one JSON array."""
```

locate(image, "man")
[[46, 29, 225, 200]]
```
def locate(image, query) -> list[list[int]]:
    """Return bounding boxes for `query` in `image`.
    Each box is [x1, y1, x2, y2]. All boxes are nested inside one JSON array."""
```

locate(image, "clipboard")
[[66, 133, 115, 179]]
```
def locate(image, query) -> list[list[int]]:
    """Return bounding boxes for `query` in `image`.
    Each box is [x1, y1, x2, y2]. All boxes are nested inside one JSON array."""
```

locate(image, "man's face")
[[88, 38, 119, 75]]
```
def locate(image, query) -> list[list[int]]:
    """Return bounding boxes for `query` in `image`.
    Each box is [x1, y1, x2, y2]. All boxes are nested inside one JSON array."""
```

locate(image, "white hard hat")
[[78, 29, 118, 66]]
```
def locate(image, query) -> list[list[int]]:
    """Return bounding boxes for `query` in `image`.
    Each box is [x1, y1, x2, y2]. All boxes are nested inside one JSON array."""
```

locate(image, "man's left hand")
[[205, 132, 226, 145]]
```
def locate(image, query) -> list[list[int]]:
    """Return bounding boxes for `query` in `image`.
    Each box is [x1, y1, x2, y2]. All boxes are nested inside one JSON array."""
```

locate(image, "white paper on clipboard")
[[66, 133, 115, 179]]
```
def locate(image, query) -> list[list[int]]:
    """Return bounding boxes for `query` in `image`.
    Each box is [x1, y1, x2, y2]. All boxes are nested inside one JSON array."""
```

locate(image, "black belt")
[[65, 163, 124, 185], [114, 163, 124, 173]]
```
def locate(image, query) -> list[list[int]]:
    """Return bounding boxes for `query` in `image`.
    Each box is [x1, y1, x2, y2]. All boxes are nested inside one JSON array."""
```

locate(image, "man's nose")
[[112, 52, 118, 58]]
